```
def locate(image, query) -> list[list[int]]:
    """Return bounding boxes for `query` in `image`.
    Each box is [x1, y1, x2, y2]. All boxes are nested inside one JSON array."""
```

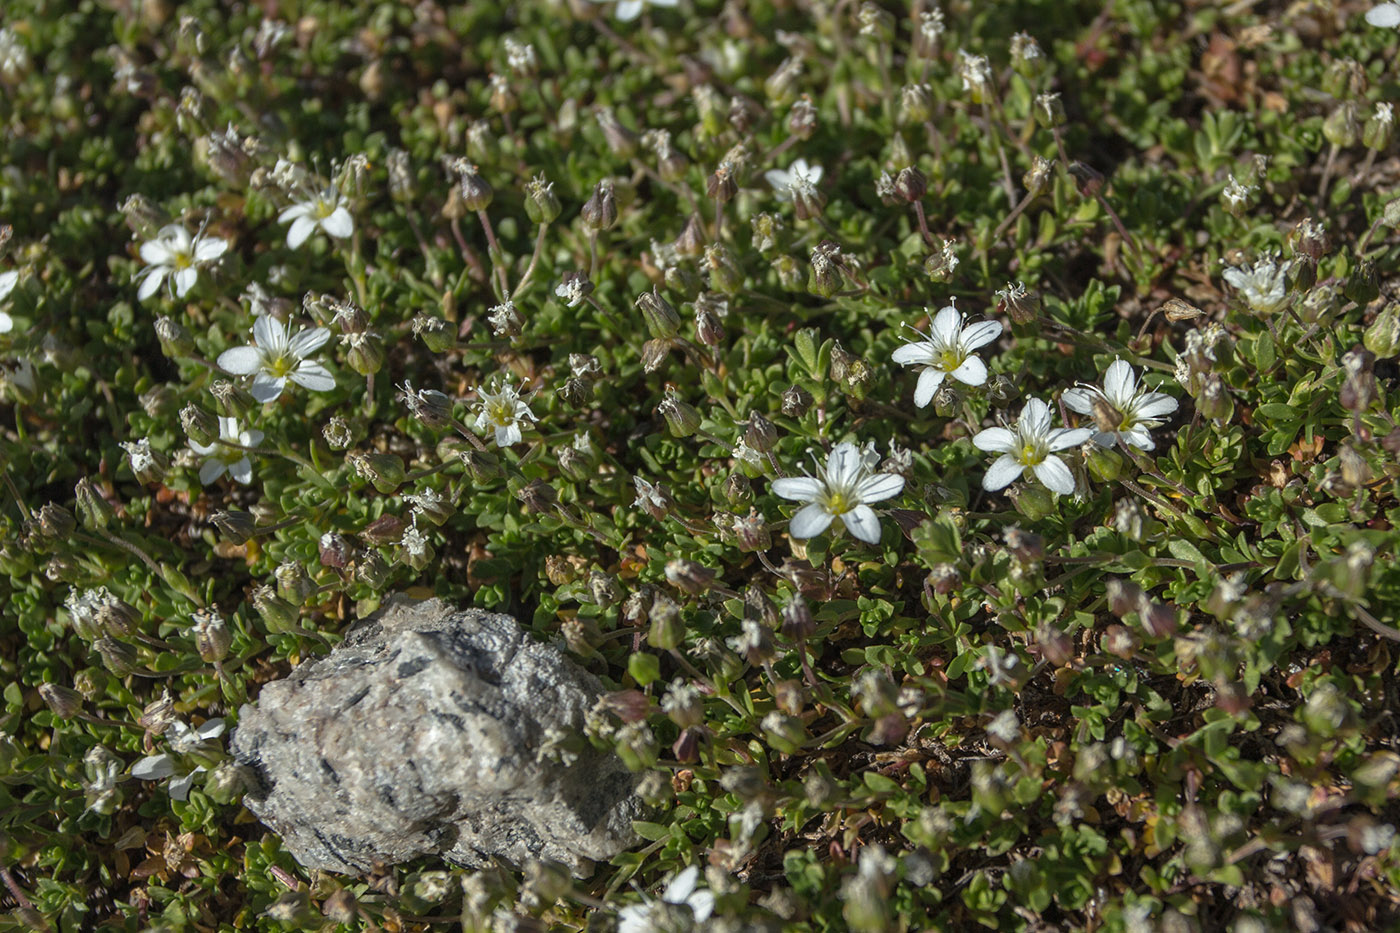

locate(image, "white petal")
[[615, 0, 644, 19], [1222, 268, 1246, 289], [892, 341, 934, 366], [949, 355, 987, 387], [765, 170, 792, 198], [137, 268, 166, 300], [0, 312, 11, 334], [1061, 387, 1096, 415], [971, 426, 1017, 453], [278, 202, 312, 223], [841, 504, 882, 544], [789, 502, 835, 538], [914, 368, 945, 407], [687, 890, 715, 922], [825, 443, 863, 486], [290, 362, 336, 392], [131, 754, 177, 780], [0, 270, 17, 300], [1048, 427, 1094, 451], [1020, 398, 1053, 437], [193, 236, 228, 261], [856, 472, 904, 503], [806, 164, 823, 185], [173, 267, 198, 297], [253, 314, 286, 352], [1103, 359, 1136, 404], [287, 215, 317, 249], [168, 771, 198, 801], [663, 867, 699, 905], [227, 457, 254, 485], [1367, 3, 1400, 26], [1091, 431, 1117, 448], [1121, 427, 1154, 450], [320, 206, 354, 239], [957, 319, 1002, 351], [929, 306, 962, 346], [249, 373, 285, 403], [289, 325, 331, 357], [199, 459, 228, 485], [771, 476, 822, 502], [242, 428, 265, 447], [1032, 456, 1076, 495], [139, 240, 173, 265], [197, 718, 227, 739], [1133, 393, 1179, 419], [982, 454, 1025, 491], [217, 346, 263, 375], [497, 424, 523, 447]]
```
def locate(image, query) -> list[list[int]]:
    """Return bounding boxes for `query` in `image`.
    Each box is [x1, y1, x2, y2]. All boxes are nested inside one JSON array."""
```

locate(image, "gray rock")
[[230, 596, 643, 876]]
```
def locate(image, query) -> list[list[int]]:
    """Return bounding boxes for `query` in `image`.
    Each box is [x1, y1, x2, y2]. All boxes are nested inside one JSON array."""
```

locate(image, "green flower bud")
[[39, 683, 83, 719], [458, 165, 494, 212], [191, 608, 231, 663], [1085, 446, 1124, 483], [524, 174, 561, 225], [705, 243, 743, 295], [209, 380, 256, 420], [580, 179, 617, 231], [350, 450, 406, 494], [355, 550, 392, 590], [1322, 101, 1360, 148], [180, 404, 219, 447], [1345, 257, 1380, 306], [74, 478, 115, 530], [155, 316, 194, 358], [1009, 484, 1056, 521], [252, 584, 298, 634], [1010, 31, 1045, 79], [1364, 103, 1395, 151], [657, 390, 702, 438], [93, 636, 139, 676], [343, 331, 385, 376], [614, 721, 659, 771], [1196, 373, 1234, 422], [1364, 303, 1400, 358], [275, 560, 315, 605], [636, 287, 681, 339], [648, 596, 684, 651], [203, 760, 249, 805], [412, 314, 456, 353], [1036, 92, 1067, 128]]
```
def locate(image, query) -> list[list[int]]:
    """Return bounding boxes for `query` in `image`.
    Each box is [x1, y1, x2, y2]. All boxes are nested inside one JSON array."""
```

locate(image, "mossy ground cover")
[[2, 0, 1400, 929]]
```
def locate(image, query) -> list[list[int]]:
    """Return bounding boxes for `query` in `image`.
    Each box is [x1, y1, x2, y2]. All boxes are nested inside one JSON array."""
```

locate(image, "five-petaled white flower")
[[617, 866, 715, 933], [136, 224, 229, 301], [1367, 3, 1400, 27], [891, 303, 1003, 408], [189, 417, 263, 486], [1223, 256, 1291, 314], [473, 379, 536, 447], [589, 0, 678, 22], [1063, 359, 1179, 450], [771, 442, 905, 544], [765, 158, 824, 201], [279, 186, 354, 249], [972, 398, 1093, 495], [216, 316, 335, 403], [0, 269, 16, 334]]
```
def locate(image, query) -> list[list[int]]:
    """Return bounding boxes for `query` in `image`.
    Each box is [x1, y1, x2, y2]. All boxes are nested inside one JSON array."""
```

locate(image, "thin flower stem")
[[911, 201, 936, 247], [1318, 142, 1340, 205], [991, 189, 1036, 243], [475, 210, 510, 300], [76, 529, 163, 578], [449, 216, 488, 283], [587, 230, 600, 281], [983, 102, 1017, 207], [510, 222, 550, 301]]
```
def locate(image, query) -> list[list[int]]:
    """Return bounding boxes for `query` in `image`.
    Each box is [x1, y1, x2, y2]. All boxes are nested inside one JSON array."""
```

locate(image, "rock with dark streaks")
[[230, 596, 642, 876]]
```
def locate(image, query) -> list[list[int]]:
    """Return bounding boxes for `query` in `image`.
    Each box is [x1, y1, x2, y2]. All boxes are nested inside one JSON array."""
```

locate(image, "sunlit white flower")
[[764, 158, 824, 201], [891, 303, 1003, 407], [772, 442, 905, 544], [136, 224, 228, 300], [190, 417, 263, 486], [957, 50, 992, 96], [131, 718, 225, 801], [972, 397, 1093, 495], [1062, 359, 1179, 450], [0, 269, 16, 334], [473, 379, 536, 447], [1223, 256, 1291, 314], [617, 866, 715, 933], [217, 316, 334, 403], [279, 186, 353, 249], [1221, 174, 1255, 211], [555, 275, 590, 308], [1367, 3, 1400, 27], [589, 0, 678, 22]]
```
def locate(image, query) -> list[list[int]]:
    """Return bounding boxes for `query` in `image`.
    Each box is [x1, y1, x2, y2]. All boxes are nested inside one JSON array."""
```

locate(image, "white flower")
[[1222, 256, 1291, 314], [189, 417, 263, 485], [590, 0, 678, 22], [278, 186, 353, 249], [136, 224, 229, 301], [0, 269, 16, 334], [957, 50, 992, 95], [1377, 102, 1395, 127], [1367, 3, 1400, 27], [216, 316, 334, 403], [1221, 174, 1255, 209], [472, 379, 536, 447], [1062, 359, 1179, 450], [617, 866, 715, 933], [555, 276, 589, 308], [771, 441, 905, 544], [891, 303, 1003, 407], [167, 718, 226, 754], [972, 397, 1093, 495], [764, 157, 824, 201]]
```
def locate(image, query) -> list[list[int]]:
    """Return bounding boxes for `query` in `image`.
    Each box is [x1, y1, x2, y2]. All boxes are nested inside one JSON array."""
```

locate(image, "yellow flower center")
[[822, 490, 853, 515], [313, 198, 336, 219], [939, 349, 963, 370], [173, 252, 193, 270], [488, 400, 514, 425], [267, 354, 294, 378], [1020, 443, 1044, 465]]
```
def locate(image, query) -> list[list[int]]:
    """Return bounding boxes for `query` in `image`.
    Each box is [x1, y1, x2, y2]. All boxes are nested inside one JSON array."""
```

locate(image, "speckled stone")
[[230, 596, 642, 876]]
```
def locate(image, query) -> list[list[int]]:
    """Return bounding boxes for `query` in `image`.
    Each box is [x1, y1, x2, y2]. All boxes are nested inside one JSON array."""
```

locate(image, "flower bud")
[[657, 390, 702, 437], [409, 314, 453, 353], [1345, 257, 1380, 306], [706, 162, 738, 203], [1341, 346, 1378, 414], [515, 479, 558, 514], [1010, 32, 1045, 79], [191, 608, 232, 662], [695, 307, 725, 348], [458, 164, 494, 212], [343, 331, 385, 376], [648, 595, 684, 651], [895, 165, 927, 203], [1365, 103, 1395, 151], [275, 560, 315, 605], [1009, 484, 1055, 521], [398, 522, 435, 571], [705, 243, 743, 295], [355, 550, 392, 590], [459, 449, 501, 484], [1106, 578, 1145, 617], [318, 531, 353, 571], [665, 558, 716, 595], [204, 759, 249, 805], [614, 721, 659, 771], [39, 683, 83, 719], [121, 193, 168, 239], [923, 240, 959, 282], [788, 94, 817, 140], [1365, 303, 1400, 359], [781, 384, 812, 418], [595, 106, 637, 159], [1196, 373, 1234, 422], [781, 596, 816, 641], [349, 450, 406, 494], [733, 509, 771, 552], [763, 711, 807, 754], [155, 316, 195, 358], [724, 471, 752, 505], [1085, 446, 1124, 483], [180, 404, 219, 447], [74, 478, 116, 530], [252, 584, 298, 633], [524, 174, 561, 225], [1035, 623, 1074, 667], [138, 385, 179, 419], [1036, 92, 1067, 127], [94, 636, 139, 676], [744, 413, 779, 453], [1323, 58, 1367, 99], [1323, 101, 1361, 148], [636, 287, 681, 339], [209, 380, 256, 420], [581, 180, 617, 231]]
